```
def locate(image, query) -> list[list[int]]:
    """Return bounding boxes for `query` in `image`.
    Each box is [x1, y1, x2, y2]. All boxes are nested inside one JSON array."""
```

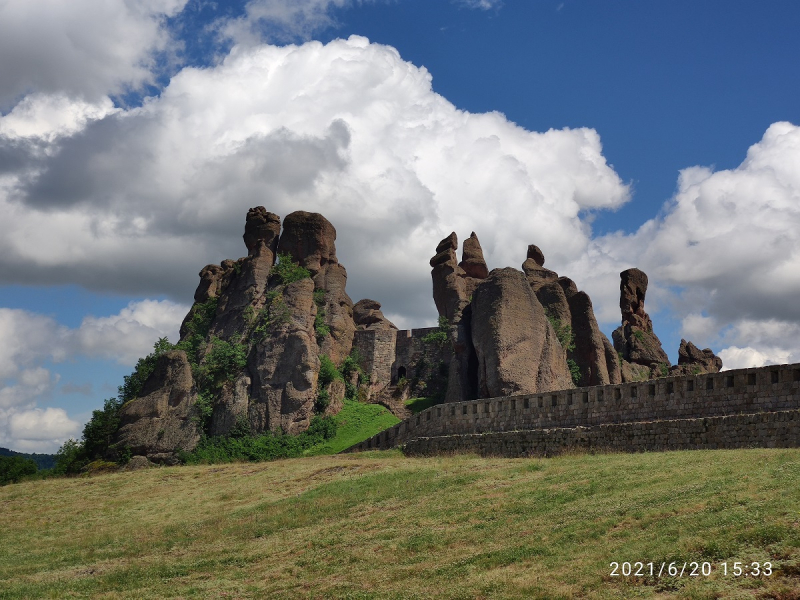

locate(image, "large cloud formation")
[[1, 35, 630, 328]]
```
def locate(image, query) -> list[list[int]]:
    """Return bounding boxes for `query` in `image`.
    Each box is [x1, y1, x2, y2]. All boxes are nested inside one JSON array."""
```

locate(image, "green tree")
[[0, 456, 38, 485], [118, 337, 173, 403], [82, 397, 124, 460]]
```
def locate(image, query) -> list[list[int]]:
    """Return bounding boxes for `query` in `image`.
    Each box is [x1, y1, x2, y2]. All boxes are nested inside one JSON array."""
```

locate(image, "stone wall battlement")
[[346, 362, 800, 453]]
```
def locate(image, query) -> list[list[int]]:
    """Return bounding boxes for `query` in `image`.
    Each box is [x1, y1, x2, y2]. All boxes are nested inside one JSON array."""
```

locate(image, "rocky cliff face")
[[117, 208, 359, 462], [523, 246, 621, 387], [116, 350, 201, 464], [471, 268, 573, 397], [431, 233, 575, 401]]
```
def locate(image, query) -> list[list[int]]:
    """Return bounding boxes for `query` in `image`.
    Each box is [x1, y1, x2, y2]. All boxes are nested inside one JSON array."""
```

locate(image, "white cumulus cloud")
[[0, 0, 188, 108], [0, 300, 187, 452], [575, 121, 800, 368], [0, 35, 630, 327]]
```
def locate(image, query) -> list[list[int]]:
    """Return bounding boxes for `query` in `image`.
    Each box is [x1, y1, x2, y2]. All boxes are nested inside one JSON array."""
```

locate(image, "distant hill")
[[0, 448, 56, 470]]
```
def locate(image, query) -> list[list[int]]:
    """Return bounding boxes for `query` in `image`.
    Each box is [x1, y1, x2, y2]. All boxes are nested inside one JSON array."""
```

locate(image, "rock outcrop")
[[353, 299, 397, 330], [522, 246, 621, 387], [430, 232, 469, 323], [670, 339, 723, 376], [116, 350, 200, 464], [247, 278, 320, 435], [430, 232, 487, 402], [118, 208, 363, 462], [471, 268, 574, 397], [612, 268, 671, 380], [116, 209, 725, 462], [279, 211, 355, 365]]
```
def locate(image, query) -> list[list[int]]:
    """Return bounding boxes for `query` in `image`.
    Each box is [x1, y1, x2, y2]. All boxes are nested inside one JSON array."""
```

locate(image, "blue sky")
[[1, 0, 799, 452]]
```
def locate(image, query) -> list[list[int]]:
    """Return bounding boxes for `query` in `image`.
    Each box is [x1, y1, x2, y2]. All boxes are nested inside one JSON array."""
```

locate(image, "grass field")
[[306, 399, 401, 455], [2, 448, 799, 599]]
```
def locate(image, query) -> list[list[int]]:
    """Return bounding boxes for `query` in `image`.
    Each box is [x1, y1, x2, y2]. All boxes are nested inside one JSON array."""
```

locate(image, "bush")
[[318, 354, 342, 388], [272, 253, 311, 285], [0, 456, 38, 485], [174, 297, 218, 366], [181, 416, 337, 464], [197, 337, 248, 390], [422, 316, 450, 346], [567, 358, 582, 386], [313, 289, 330, 340], [82, 397, 124, 460], [53, 439, 87, 476], [118, 337, 173, 404], [545, 310, 575, 352], [340, 350, 366, 402]]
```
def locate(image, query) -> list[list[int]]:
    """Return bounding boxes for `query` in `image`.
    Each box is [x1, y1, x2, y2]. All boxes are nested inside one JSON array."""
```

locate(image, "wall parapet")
[[344, 362, 800, 454]]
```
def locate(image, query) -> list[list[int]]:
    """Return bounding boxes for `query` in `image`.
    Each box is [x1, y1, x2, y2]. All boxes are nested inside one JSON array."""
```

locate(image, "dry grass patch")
[[1, 449, 800, 598]]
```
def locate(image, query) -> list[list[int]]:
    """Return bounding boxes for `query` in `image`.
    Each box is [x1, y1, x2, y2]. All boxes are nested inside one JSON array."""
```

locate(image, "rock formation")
[[471, 268, 574, 397], [612, 268, 671, 380], [430, 232, 486, 402], [116, 350, 201, 464], [353, 299, 397, 330], [117, 208, 361, 462], [670, 339, 723, 376], [116, 209, 724, 463], [522, 246, 621, 387], [279, 211, 356, 365]]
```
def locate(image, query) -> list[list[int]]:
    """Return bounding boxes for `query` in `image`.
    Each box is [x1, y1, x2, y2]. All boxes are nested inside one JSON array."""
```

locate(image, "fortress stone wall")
[[353, 326, 449, 396], [345, 362, 800, 456]]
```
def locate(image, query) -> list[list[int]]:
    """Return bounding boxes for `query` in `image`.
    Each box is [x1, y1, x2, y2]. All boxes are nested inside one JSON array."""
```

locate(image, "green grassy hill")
[[2, 448, 799, 598]]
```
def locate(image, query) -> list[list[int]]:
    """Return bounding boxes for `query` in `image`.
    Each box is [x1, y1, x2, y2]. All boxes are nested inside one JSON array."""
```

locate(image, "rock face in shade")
[[279, 211, 356, 365], [470, 268, 573, 397], [612, 268, 671, 374], [430, 232, 469, 323], [521, 247, 621, 387], [247, 278, 320, 435], [430, 232, 489, 402], [353, 299, 397, 330], [669, 339, 723, 376], [116, 350, 200, 464]]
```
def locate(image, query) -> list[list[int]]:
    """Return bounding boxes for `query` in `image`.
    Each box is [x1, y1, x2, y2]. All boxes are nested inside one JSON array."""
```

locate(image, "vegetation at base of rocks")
[[340, 349, 366, 401], [180, 416, 336, 464], [271, 252, 312, 285], [0, 456, 38, 485], [313, 288, 330, 341], [545, 311, 581, 385], [422, 315, 450, 347], [656, 362, 670, 378], [304, 399, 400, 455], [53, 396, 134, 475], [4, 449, 800, 599]]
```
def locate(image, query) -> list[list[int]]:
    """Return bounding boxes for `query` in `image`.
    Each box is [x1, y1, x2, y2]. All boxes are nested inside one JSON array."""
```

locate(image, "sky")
[[1, 0, 799, 453]]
